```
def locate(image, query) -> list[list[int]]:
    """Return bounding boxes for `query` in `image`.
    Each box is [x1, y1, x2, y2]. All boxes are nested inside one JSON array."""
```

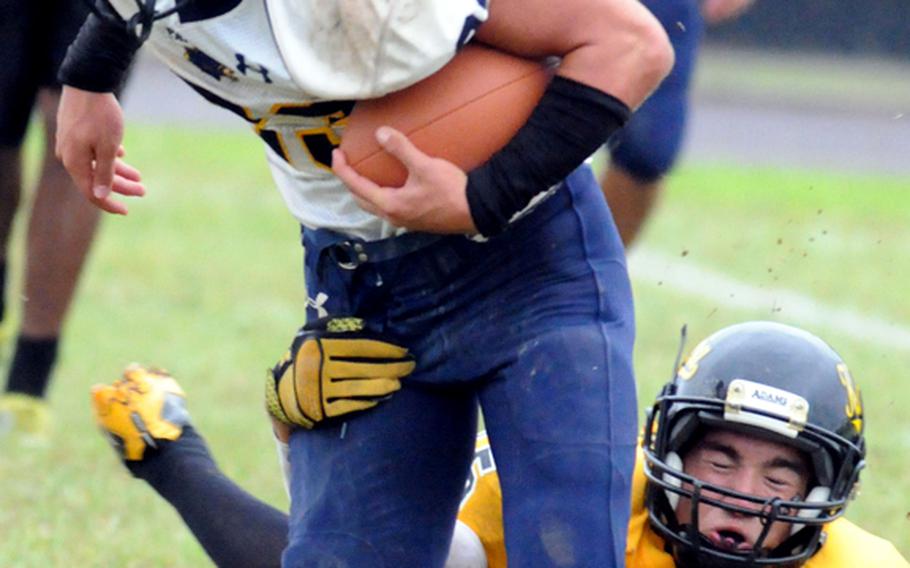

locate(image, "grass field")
[[1, 124, 908, 566]]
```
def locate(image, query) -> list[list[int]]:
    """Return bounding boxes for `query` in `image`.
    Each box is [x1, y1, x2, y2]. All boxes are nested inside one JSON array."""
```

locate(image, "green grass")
[[1, 124, 907, 565]]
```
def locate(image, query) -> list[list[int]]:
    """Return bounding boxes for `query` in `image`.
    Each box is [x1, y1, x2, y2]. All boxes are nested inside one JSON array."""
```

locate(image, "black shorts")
[[0, 0, 90, 145]]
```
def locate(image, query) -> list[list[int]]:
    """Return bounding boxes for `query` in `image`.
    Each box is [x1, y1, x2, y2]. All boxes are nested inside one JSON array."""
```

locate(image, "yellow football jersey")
[[457, 433, 908, 568], [809, 517, 909, 567], [458, 432, 507, 568]]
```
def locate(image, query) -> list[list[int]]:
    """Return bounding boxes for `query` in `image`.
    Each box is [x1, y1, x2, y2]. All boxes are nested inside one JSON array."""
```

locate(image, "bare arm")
[[334, 0, 674, 235]]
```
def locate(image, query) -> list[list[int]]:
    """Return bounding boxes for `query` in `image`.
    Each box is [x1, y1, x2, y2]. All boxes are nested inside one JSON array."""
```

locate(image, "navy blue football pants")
[[283, 165, 638, 568]]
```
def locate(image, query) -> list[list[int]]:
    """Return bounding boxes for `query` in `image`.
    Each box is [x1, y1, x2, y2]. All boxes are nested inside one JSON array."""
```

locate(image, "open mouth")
[[709, 528, 753, 552]]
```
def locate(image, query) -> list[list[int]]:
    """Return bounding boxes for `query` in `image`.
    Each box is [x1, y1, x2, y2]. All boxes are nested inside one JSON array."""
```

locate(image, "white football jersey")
[[108, 0, 490, 240]]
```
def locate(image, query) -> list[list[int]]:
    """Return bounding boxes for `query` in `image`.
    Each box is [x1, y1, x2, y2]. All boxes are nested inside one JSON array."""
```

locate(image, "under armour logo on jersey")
[[235, 54, 272, 84], [307, 293, 329, 318]]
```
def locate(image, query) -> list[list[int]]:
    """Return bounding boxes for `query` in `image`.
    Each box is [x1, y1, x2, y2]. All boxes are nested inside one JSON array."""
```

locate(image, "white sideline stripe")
[[628, 248, 910, 352]]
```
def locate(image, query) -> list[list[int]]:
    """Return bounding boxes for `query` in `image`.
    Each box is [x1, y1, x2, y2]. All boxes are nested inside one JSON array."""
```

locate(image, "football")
[[339, 45, 554, 187]]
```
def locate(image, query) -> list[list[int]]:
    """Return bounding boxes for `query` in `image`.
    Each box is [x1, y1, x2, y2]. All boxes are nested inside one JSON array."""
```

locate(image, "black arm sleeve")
[[57, 1, 142, 93], [465, 75, 631, 237], [129, 427, 288, 568]]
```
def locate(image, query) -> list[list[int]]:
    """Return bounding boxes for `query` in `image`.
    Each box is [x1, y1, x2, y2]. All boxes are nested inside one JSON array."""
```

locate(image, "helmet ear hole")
[[664, 451, 683, 510], [790, 486, 831, 534]]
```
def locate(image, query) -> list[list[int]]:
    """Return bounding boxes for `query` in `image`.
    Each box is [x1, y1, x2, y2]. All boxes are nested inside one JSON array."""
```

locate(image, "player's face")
[[675, 429, 810, 553]]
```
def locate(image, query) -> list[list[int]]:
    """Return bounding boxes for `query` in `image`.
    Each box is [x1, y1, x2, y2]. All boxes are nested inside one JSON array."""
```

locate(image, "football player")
[[90, 321, 908, 567], [0, 0, 110, 439], [459, 321, 909, 567], [599, 0, 757, 246], [56, 0, 674, 565]]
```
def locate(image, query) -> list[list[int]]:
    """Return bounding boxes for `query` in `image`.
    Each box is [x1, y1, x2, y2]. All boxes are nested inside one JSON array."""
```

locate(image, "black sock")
[[129, 426, 289, 568], [0, 260, 6, 323], [5, 336, 59, 398]]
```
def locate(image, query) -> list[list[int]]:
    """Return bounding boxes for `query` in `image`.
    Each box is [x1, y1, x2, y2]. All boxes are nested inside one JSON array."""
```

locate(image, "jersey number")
[[184, 80, 354, 170]]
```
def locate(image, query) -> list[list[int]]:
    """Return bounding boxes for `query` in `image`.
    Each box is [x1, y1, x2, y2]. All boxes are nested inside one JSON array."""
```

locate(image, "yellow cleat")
[[91, 364, 190, 461], [0, 393, 51, 440]]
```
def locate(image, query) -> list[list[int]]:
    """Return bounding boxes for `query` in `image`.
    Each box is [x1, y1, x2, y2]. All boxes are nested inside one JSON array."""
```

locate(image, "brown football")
[[339, 44, 553, 187]]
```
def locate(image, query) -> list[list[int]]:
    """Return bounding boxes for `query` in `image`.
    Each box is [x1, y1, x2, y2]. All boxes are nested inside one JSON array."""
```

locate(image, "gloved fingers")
[[326, 376, 402, 398], [324, 398, 379, 418], [319, 337, 412, 360], [323, 359, 416, 380]]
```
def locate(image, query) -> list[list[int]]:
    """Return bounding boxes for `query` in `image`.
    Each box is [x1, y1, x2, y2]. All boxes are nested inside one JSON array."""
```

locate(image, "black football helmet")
[[642, 321, 865, 568]]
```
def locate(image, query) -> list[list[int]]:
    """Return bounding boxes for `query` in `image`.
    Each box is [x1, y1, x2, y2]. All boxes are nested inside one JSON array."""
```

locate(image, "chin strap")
[[789, 486, 831, 534], [663, 451, 684, 510]]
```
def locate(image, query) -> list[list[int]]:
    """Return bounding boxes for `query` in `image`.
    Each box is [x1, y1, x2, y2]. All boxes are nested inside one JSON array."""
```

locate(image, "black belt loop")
[[332, 241, 367, 271]]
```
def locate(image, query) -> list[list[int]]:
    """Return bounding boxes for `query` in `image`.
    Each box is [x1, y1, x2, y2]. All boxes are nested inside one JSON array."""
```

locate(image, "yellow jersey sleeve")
[[458, 432, 508, 568], [807, 517, 909, 568]]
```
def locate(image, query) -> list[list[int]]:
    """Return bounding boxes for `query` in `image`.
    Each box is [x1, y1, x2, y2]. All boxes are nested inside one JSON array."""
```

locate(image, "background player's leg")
[[20, 89, 101, 340], [0, 0, 54, 435], [3, 89, 101, 403], [0, 146, 22, 330], [599, 0, 703, 247], [93, 368, 290, 568], [0, 0, 37, 336], [600, 167, 662, 246]]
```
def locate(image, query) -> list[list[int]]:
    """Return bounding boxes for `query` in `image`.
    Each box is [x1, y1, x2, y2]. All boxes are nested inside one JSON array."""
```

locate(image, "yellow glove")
[[266, 317, 416, 429], [91, 364, 189, 461]]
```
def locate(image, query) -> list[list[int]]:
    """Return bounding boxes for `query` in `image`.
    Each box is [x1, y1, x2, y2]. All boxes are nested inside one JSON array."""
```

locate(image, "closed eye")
[[766, 476, 793, 490]]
